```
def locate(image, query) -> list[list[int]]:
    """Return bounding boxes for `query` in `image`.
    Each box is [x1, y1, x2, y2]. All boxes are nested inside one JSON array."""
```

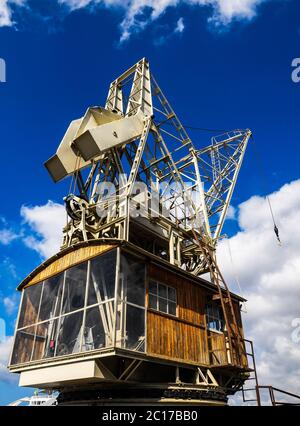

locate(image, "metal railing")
[[257, 386, 300, 406]]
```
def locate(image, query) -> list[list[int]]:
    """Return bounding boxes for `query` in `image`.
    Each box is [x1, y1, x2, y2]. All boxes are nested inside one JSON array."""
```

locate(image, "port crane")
[[9, 59, 255, 406]]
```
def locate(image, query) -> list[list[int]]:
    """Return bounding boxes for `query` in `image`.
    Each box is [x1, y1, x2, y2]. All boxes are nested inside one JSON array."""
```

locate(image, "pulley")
[[64, 194, 89, 221]]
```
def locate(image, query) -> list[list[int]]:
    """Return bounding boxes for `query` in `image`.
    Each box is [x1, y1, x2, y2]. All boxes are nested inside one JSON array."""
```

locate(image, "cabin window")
[[148, 281, 177, 316], [88, 254, 116, 305], [206, 303, 225, 332], [82, 306, 107, 351], [10, 248, 148, 365], [61, 263, 87, 315], [116, 252, 146, 353], [31, 319, 59, 360], [11, 249, 117, 365], [11, 326, 36, 364], [18, 285, 42, 328], [56, 310, 84, 356], [39, 274, 63, 322]]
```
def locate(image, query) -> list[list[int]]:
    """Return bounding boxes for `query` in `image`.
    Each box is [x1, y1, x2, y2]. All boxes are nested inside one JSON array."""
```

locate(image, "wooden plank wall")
[[147, 264, 209, 365], [147, 311, 209, 365], [146, 263, 247, 369], [19, 296, 39, 328], [12, 328, 35, 364], [208, 331, 227, 366]]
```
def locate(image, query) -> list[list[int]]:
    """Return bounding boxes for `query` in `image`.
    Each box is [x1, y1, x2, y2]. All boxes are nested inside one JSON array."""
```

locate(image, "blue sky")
[[0, 0, 300, 405]]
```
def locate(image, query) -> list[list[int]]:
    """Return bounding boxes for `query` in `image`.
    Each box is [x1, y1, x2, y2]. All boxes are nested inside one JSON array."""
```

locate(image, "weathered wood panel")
[[209, 302, 248, 367], [208, 331, 228, 366], [25, 244, 115, 287], [148, 264, 206, 324], [147, 311, 209, 365], [19, 295, 39, 328], [147, 263, 247, 369], [147, 264, 209, 365], [12, 327, 36, 364]]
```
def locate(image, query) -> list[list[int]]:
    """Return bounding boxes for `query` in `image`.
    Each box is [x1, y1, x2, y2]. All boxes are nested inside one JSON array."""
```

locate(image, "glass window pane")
[[158, 297, 168, 313], [32, 319, 59, 360], [82, 305, 110, 352], [120, 252, 145, 307], [158, 283, 167, 299], [124, 305, 145, 352], [39, 274, 63, 322], [148, 294, 157, 310], [206, 305, 212, 317], [88, 250, 116, 306], [18, 285, 42, 328], [206, 303, 224, 332], [56, 311, 84, 356], [205, 303, 224, 331], [168, 301, 177, 316], [149, 281, 157, 295], [213, 304, 219, 318], [168, 286, 176, 302], [62, 263, 87, 314], [11, 326, 36, 364]]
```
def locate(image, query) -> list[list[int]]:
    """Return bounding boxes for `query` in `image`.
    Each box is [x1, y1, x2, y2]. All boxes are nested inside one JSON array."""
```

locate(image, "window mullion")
[[80, 260, 91, 353], [54, 270, 67, 358]]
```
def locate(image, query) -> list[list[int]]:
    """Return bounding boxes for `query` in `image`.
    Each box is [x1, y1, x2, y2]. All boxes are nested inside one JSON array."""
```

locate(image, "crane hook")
[[274, 224, 282, 246]]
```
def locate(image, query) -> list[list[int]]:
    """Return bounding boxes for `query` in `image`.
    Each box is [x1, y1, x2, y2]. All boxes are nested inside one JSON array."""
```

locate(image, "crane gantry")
[[45, 57, 251, 277]]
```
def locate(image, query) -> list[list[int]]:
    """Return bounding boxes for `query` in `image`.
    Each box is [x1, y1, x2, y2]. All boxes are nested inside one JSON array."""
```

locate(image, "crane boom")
[[44, 58, 250, 275]]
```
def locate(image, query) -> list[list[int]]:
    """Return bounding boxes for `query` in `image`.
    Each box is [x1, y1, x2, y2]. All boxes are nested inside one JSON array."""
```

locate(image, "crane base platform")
[[56, 384, 228, 406]]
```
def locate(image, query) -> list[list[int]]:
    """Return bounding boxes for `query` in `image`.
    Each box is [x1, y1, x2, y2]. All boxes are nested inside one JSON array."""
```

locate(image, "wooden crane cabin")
[[9, 239, 249, 405]]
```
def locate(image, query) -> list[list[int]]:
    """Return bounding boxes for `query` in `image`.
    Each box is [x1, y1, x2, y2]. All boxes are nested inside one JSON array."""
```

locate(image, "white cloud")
[[226, 204, 236, 220], [0, 0, 12, 26], [3, 294, 18, 315], [53, 0, 270, 41], [58, 0, 124, 11], [118, 0, 178, 42], [200, 0, 266, 24], [0, 258, 18, 291], [21, 200, 66, 259], [217, 179, 300, 401], [2, 258, 18, 279], [153, 15, 185, 45], [117, 0, 268, 41], [0, 0, 26, 27], [58, 0, 95, 9], [0, 228, 19, 245], [0, 0, 273, 42], [0, 318, 6, 343], [0, 337, 16, 383], [175, 16, 184, 33]]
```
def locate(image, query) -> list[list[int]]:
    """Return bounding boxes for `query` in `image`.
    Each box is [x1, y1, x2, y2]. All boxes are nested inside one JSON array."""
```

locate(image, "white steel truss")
[[45, 58, 251, 276]]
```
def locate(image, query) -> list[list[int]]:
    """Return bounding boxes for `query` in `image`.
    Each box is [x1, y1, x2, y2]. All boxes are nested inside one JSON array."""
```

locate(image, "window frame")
[[148, 280, 177, 317], [115, 249, 147, 354], [205, 302, 225, 333]]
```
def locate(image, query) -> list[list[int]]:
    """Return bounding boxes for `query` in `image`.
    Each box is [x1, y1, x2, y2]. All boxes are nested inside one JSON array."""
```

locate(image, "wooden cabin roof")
[[17, 239, 246, 302]]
